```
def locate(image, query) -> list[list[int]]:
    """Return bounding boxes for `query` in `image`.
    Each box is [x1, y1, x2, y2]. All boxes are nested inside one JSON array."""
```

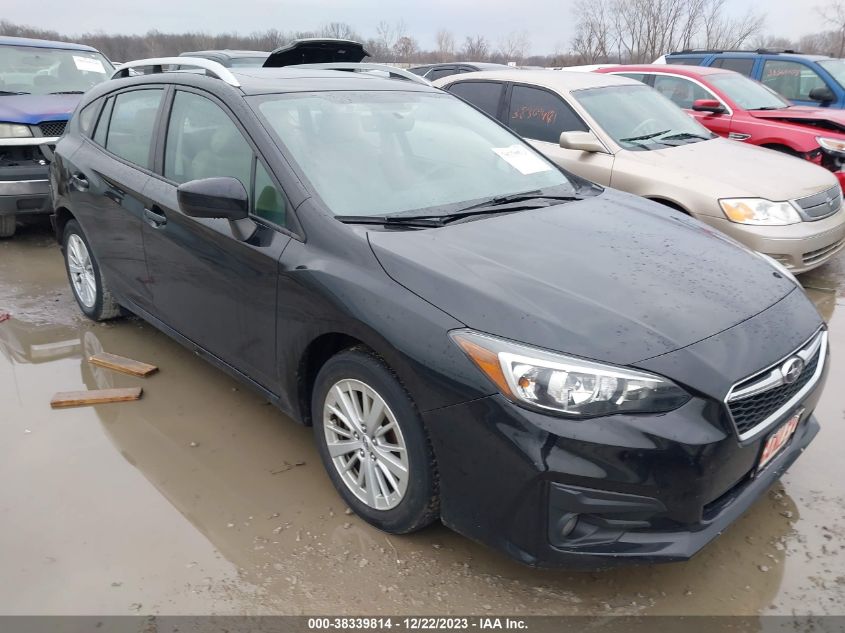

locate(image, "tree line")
[[2, 0, 845, 68]]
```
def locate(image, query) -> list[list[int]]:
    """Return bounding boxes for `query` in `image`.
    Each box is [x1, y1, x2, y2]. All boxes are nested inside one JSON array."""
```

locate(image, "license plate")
[[757, 409, 802, 472]]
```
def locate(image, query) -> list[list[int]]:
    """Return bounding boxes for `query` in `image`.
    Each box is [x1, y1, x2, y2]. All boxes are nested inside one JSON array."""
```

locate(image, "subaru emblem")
[[781, 356, 805, 385]]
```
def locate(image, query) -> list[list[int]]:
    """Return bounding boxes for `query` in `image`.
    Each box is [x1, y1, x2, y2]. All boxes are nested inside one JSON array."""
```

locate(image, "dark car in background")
[[0, 36, 113, 237], [49, 46, 828, 568], [409, 61, 511, 81], [178, 49, 269, 68]]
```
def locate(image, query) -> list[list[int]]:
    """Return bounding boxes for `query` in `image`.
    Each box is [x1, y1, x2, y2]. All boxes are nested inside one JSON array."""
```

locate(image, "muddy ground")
[[1, 220, 843, 616]]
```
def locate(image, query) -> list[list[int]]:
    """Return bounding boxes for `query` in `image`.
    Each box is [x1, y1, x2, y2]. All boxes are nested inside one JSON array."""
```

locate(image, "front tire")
[[0, 214, 15, 238], [62, 219, 121, 321], [312, 347, 439, 534]]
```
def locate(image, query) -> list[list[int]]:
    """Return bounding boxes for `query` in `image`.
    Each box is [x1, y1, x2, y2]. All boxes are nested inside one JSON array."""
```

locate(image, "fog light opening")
[[559, 513, 579, 539]]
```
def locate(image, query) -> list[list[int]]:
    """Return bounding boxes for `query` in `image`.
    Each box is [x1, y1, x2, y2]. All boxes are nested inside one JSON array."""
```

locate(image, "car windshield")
[[0, 44, 113, 95], [818, 59, 845, 89], [572, 84, 714, 151], [708, 72, 790, 110], [251, 91, 577, 217]]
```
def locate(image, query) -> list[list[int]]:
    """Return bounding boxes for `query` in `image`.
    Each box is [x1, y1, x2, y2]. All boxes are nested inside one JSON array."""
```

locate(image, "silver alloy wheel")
[[67, 234, 96, 309], [323, 379, 409, 510]]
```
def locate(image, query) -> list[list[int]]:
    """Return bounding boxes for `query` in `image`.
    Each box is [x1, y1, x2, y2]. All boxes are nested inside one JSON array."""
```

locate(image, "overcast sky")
[[6, 0, 830, 54]]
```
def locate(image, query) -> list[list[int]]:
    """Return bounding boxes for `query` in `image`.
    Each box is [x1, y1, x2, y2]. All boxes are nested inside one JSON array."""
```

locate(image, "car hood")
[[369, 189, 796, 366], [621, 137, 836, 200], [263, 38, 369, 68], [0, 94, 79, 125], [747, 106, 845, 133]]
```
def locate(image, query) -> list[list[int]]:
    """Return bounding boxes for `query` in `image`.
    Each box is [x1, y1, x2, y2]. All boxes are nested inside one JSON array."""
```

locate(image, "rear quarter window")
[[448, 81, 504, 118]]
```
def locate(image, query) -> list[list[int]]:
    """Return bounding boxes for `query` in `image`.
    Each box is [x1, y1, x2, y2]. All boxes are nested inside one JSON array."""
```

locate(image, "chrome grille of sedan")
[[725, 329, 827, 440], [794, 186, 842, 220]]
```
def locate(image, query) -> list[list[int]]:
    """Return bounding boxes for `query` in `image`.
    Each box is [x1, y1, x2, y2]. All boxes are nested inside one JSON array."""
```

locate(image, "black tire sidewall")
[[62, 220, 107, 320], [312, 348, 438, 534]]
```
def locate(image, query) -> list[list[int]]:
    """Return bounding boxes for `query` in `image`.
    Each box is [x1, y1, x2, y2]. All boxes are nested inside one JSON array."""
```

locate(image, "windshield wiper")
[[455, 190, 583, 214], [48, 90, 85, 95], [658, 131, 712, 141], [336, 215, 444, 228], [752, 106, 788, 111], [0, 90, 30, 95], [619, 129, 670, 142]]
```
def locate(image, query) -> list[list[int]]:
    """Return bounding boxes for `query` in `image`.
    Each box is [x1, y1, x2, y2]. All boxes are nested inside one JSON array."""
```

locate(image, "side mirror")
[[692, 99, 725, 114], [559, 131, 605, 153], [177, 177, 249, 220], [809, 86, 835, 103]]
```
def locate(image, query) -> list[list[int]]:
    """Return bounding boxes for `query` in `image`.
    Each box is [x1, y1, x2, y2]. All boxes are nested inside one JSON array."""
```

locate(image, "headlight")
[[451, 330, 690, 417], [0, 123, 32, 139], [817, 136, 845, 154], [719, 198, 801, 226]]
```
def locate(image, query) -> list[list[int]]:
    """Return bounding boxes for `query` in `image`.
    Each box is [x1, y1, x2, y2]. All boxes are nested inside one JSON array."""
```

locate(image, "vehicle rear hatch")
[[263, 38, 369, 67]]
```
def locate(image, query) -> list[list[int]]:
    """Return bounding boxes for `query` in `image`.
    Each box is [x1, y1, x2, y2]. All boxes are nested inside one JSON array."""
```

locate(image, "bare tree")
[[435, 29, 455, 62], [393, 35, 419, 62], [462, 35, 490, 61], [817, 0, 845, 56], [497, 30, 530, 63], [320, 22, 360, 41], [569, 0, 763, 64]]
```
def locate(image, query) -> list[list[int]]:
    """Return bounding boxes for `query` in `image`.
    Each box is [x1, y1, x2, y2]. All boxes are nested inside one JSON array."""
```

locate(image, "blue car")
[[0, 36, 113, 237], [663, 49, 845, 110]]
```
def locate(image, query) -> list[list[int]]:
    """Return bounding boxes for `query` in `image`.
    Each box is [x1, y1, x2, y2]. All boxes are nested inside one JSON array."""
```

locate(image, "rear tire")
[[312, 347, 439, 534], [0, 215, 15, 238], [62, 219, 121, 321]]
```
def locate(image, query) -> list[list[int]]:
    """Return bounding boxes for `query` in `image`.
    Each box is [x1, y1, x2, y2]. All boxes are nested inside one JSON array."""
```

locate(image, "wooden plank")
[[88, 352, 158, 377], [50, 387, 143, 409]]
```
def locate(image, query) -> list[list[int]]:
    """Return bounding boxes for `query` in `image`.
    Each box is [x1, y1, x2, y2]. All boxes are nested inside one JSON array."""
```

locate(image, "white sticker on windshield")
[[73, 55, 106, 74], [492, 145, 552, 175]]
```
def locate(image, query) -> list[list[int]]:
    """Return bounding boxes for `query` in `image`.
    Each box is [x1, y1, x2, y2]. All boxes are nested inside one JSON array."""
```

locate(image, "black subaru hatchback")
[[49, 44, 828, 568]]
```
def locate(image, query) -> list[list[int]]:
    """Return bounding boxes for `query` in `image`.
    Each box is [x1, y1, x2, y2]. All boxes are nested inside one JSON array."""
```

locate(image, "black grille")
[[38, 120, 67, 137], [795, 185, 841, 220], [728, 349, 820, 436]]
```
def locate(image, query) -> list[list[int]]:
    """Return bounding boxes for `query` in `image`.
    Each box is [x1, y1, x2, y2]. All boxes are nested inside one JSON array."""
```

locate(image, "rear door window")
[[711, 57, 755, 76], [426, 67, 455, 81], [105, 89, 164, 169], [507, 85, 588, 143], [651, 75, 713, 109], [448, 81, 504, 118], [762, 60, 827, 101]]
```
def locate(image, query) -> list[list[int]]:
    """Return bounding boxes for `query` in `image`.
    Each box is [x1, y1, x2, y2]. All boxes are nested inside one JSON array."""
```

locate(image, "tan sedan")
[[435, 70, 845, 273]]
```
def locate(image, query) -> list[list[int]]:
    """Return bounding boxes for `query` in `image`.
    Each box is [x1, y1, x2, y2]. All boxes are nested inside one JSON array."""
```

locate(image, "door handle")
[[144, 206, 167, 228], [70, 173, 89, 192]]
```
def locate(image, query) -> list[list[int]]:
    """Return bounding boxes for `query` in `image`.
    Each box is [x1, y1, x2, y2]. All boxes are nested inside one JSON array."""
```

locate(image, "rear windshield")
[[0, 44, 113, 95], [250, 91, 576, 217], [708, 72, 790, 110]]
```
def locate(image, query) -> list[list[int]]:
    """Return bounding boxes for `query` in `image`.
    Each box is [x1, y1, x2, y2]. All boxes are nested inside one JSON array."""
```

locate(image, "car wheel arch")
[[54, 206, 76, 244], [761, 142, 803, 157], [297, 331, 403, 427], [647, 197, 691, 215]]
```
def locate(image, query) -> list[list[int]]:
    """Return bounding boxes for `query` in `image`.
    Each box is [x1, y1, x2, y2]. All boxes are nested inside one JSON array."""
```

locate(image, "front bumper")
[[702, 212, 845, 273], [424, 348, 826, 569], [0, 138, 58, 217]]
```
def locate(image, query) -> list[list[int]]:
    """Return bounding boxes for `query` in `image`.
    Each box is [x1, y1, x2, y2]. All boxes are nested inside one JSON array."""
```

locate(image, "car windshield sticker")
[[73, 56, 106, 74], [492, 145, 553, 175]]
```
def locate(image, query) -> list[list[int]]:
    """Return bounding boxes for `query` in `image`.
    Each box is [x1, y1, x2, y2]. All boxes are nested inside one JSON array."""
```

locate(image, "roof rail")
[[669, 48, 802, 55], [111, 57, 241, 87], [288, 62, 432, 86]]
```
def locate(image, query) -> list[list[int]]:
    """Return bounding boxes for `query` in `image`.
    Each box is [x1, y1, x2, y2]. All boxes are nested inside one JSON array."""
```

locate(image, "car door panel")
[[530, 141, 614, 186], [64, 129, 156, 311], [141, 177, 290, 390]]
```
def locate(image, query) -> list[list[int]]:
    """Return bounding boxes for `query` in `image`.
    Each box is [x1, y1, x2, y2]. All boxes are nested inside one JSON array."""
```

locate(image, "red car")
[[596, 65, 845, 188]]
